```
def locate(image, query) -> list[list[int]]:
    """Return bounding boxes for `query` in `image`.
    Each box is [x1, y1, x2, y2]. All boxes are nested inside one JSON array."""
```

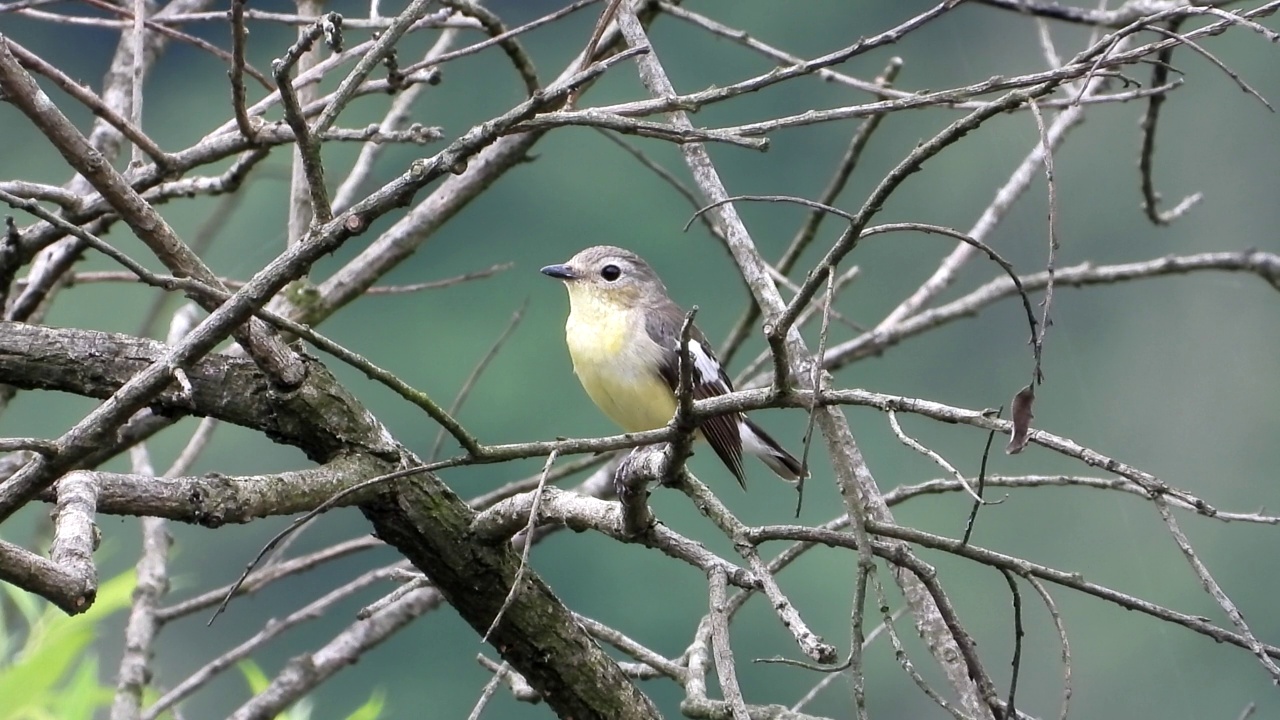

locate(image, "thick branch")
[[361, 477, 662, 720], [40, 461, 379, 526], [0, 322, 378, 461], [0, 538, 95, 613]]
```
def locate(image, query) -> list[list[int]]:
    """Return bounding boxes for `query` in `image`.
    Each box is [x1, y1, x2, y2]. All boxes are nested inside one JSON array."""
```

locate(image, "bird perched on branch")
[[541, 245, 804, 488]]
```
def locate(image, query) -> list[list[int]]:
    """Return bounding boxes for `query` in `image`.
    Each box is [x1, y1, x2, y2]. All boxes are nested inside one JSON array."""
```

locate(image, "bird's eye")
[[600, 264, 622, 282]]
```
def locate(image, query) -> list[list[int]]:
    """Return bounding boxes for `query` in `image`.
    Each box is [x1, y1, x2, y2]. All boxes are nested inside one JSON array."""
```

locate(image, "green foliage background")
[[1, 1, 1278, 718]]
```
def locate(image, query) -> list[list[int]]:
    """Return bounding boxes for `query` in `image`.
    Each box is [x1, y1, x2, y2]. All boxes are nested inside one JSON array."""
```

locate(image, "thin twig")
[[331, 26, 460, 213], [149, 565, 404, 720], [0, 187, 483, 455], [482, 450, 557, 641], [67, 0, 274, 88], [870, 573, 971, 720], [1028, 99, 1056, 386], [127, 0, 145, 167], [230, 0, 256, 141], [888, 410, 985, 503], [5, 40, 172, 169], [823, 251, 1280, 372], [272, 12, 340, 227], [467, 663, 510, 720], [1137, 16, 1200, 225], [313, 0, 440, 134], [720, 57, 901, 365], [999, 569, 1024, 720], [673, 471, 837, 664], [156, 536, 381, 622], [1153, 497, 1280, 681], [431, 299, 527, 461], [1024, 575, 1072, 720], [962, 413, 1001, 545], [575, 612, 687, 682], [795, 266, 836, 516], [111, 447, 169, 720], [749, 522, 1280, 662]]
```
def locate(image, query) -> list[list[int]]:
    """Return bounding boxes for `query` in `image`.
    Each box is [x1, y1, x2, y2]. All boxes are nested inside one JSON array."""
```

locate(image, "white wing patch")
[[687, 339, 726, 389]]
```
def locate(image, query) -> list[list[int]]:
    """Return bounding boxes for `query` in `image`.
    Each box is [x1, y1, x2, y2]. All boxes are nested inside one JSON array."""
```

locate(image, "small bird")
[[541, 245, 804, 488]]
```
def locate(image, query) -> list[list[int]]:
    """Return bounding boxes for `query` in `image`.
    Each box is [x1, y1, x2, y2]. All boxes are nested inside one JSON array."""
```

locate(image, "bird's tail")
[[740, 417, 806, 482]]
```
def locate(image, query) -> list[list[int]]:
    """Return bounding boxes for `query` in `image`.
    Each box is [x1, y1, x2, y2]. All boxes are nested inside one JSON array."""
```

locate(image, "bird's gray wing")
[[646, 304, 746, 488]]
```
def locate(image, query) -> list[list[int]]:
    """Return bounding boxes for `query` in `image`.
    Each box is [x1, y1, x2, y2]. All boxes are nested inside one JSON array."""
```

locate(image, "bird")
[[540, 245, 804, 488]]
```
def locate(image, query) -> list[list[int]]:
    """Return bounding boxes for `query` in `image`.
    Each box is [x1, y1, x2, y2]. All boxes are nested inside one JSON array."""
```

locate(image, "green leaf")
[[236, 662, 326, 720], [0, 570, 135, 720], [50, 655, 114, 720], [1, 581, 43, 631], [142, 684, 179, 720], [288, 697, 313, 720], [0, 614, 95, 715], [237, 659, 271, 696], [344, 688, 386, 720]]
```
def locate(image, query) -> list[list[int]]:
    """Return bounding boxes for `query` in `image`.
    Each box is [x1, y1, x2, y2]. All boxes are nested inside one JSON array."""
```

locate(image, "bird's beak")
[[540, 263, 578, 280]]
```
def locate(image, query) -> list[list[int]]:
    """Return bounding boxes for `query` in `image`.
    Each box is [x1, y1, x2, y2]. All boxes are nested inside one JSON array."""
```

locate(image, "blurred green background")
[[2, 1, 1279, 718]]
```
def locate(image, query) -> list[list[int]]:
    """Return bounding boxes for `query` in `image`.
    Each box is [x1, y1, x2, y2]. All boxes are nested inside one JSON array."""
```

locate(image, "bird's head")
[[540, 245, 667, 311]]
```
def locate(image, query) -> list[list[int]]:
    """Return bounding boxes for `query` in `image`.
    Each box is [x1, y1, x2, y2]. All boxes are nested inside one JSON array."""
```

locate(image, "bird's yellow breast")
[[563, 294, 675, 433]]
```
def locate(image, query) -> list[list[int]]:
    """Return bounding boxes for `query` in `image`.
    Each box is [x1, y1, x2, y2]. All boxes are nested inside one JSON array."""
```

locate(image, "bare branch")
[[1, 2, 1275, 716], [226, 586, 445, 720], [0, 537, 94, 613], [708, 567, 750, 720], [274, 11, 339, 230], [48, 470, 100, 604], [313, 0, 441, 134], [110, 510, 169, 720], [6, 40, 172, 168], [1154, 497, 1280, 681], [147, 565, 404, 720], [0, 36, 306, 387]]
